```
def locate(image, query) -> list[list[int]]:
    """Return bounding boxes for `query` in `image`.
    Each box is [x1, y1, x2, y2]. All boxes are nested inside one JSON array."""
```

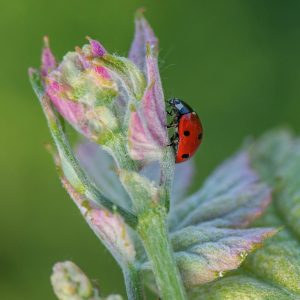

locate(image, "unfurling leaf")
[[51, 261, 123, 300], [51, 261, 100, 300], [39, 34, 147, 146], [129, 9, 158, 74], [128, 13, 169, 162]]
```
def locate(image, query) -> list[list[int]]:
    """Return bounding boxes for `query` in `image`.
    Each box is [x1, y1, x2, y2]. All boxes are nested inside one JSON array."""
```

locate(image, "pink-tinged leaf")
[[94, 65, 111, 80], [62, 178, 136, 264], [170, 226, 277, 288], [86, 36, 106, 57], [74, 46, 91, 69], [38, 34, 146, 143], [128, 13, 168, 162], [169, 152, 271, 230], [143, 51, 168, 143], [45, 79, 91, 137], [41, 36, 56, 78], [128, 47, 168, 161], [129, 110, 167, 161], [128, 9, 158, 74]]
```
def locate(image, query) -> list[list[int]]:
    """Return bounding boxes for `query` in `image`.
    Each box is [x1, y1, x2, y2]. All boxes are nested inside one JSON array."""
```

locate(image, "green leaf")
[[170, 226, 276, 288], [169, 152, 271, 231], [188, 274, 292, 300], [190, 129, 300, 299]]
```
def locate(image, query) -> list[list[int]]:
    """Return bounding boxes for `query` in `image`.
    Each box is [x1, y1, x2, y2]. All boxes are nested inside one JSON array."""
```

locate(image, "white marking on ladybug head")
[[176, 103, 184, 110]]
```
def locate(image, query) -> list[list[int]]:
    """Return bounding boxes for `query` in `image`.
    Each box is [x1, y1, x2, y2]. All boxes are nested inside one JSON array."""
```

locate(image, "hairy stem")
[[123, 264, 145, 300], [159, 148, 175, 211], [138, 206, 187, 300], [104, 137, 139, 172]]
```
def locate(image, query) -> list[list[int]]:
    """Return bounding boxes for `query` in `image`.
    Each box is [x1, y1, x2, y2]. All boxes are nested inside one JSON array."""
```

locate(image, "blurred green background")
[[1, 0, 300, 299]]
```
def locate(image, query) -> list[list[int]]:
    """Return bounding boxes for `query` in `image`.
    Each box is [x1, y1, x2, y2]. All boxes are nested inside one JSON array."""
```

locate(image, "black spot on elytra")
[[182, 153, 189, 159], [198, 133, 203, 140], [184, 130, 190, 136]]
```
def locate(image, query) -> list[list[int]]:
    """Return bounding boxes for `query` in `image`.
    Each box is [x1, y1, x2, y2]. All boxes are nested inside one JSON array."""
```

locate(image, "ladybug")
[[167, 98, 203, 163]]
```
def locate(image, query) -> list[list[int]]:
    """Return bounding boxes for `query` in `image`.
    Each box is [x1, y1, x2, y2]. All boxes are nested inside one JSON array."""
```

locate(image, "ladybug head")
[[168, 98, 181, 106]]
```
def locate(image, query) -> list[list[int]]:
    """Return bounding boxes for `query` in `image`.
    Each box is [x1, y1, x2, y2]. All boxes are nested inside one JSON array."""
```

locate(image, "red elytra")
[[167, 98, 203, 163], [176, 112, 203, 163]]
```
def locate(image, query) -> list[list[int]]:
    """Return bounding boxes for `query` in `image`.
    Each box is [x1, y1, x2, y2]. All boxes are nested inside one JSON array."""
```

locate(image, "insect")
[[167, 98, 203, 163]]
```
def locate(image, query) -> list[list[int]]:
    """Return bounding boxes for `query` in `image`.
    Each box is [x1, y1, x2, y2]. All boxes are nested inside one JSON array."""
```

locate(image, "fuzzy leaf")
[[170, 226, 276, 288], [40, 36, 146, 143], [191, 129, 300, 299], [41, 36, 56, 77], [189, 275, 292, 299], [128, 13, 169, 162], [129, 9, 158, 79], [169, 152, 271, 230]]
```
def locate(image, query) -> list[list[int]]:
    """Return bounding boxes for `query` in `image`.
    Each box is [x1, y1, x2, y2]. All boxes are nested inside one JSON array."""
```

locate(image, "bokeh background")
[[1, 0, 300, 299]]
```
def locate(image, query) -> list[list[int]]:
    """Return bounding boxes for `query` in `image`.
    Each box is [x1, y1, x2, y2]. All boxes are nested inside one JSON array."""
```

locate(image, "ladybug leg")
[[171, 137, 179, 145], [173, 132, 179, 144], [166, 104, 177, 114], [167, 132, 179, 147], [167, 115, 179, 128], [167, 141, 178, 147], [167, 120, 178, 128]]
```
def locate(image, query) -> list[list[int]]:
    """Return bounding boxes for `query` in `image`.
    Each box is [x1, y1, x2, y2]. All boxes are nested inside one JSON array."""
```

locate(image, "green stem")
[[123, 264, 145, 300], [159, 148, 175, 211], [138, 206, 187, 300], [104, 136, 138, 172]]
